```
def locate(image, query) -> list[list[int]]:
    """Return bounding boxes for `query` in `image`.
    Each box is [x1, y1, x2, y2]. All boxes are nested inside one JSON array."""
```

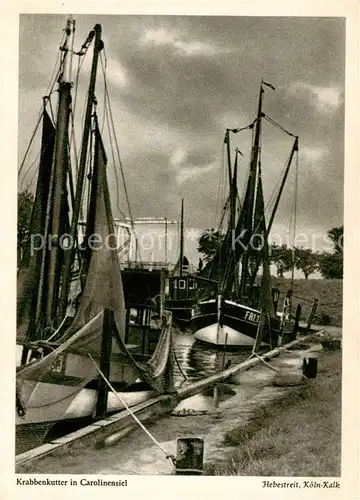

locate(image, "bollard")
[[175, 438, 204, 475], [302, 357, 318, 379]]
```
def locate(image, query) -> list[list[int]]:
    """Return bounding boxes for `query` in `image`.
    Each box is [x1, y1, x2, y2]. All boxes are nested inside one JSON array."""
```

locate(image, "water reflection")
[[173, 330, 258, 385]]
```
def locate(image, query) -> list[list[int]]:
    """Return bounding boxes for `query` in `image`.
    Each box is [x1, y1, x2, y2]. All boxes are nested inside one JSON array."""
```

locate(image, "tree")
[[269, 243, 293, 277], [18, 190, 34, 263], [327, 226, 343, 255], [318, 226, 343, 279], [318, 252, 343, 279], [197, 229, 224, 263], [294, 247, 318, 279]]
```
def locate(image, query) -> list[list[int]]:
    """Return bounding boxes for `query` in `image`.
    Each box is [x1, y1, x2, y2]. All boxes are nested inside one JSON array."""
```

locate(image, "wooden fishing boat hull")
[[16, 379, 153, 453], [194, 322, 267, 348], [17, 379, 153, 425], [191, 299, 283, 348], [16, 344, 143, 385], [164, 299, 193, 325]]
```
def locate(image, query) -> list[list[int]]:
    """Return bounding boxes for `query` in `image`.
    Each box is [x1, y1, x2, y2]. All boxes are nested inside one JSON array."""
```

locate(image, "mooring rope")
[[173, 350, 188, 382], [250, 351, 280, 372], [276, 290, 342, 310], [88, 354, 176, 469]]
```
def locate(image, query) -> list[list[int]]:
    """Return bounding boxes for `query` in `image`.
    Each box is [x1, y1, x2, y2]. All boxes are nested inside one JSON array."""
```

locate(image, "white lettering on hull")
[[244, 310, 260, 323]]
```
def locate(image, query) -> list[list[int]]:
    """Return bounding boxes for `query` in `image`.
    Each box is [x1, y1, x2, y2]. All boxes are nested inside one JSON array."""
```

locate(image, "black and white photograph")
[[1, 2, 359, 497]]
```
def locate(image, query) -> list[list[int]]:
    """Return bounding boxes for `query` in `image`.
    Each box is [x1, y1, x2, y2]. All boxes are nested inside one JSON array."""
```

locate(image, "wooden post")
[[213, 385, 219, 408], [95, 308, 113, 419], [293, 304, 301, 334], [306, 299, 318, 330], [302, 357, 318, 379], [20, 346, 29, 365], [221, 332, 228, 369], [179, 199, 184, 277], [175, 438, 204, 475], [160, 268, 165, 321], [124, 306, 131, 343]]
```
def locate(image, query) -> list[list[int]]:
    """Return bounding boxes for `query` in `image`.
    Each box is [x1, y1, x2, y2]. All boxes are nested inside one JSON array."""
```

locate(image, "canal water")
[[172, 328, 254, 385]]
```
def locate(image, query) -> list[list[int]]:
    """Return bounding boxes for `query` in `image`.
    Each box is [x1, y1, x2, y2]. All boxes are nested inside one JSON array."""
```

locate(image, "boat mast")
[[225, 129, 235, 233], [45, 17, 75, 325], [179, 199, 184, 276], [239, 81, 264, 298], [232, 148, 239, 228], [232, 148, 240, 294], [267, 136, 298, 233], [59, 24, 103, 320], [248, 136, 299, 284]]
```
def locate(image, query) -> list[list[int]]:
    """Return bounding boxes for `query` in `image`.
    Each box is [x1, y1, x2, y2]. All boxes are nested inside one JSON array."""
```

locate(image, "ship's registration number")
[[50, 354, 65, 373], [244, 311, 260, 323]]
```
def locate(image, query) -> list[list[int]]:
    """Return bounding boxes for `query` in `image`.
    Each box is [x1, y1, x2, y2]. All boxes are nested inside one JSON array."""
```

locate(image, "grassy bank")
[[205, 349, 342, 476], [272, 278, 343, 327]]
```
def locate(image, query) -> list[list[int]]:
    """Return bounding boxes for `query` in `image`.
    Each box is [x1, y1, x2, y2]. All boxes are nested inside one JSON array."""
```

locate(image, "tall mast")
[[267, 136, 298, 233], [239, 80, 265, 298], [45, 17, 75, 324], [59, 24, 103, 320], [231, 148, 239, 232], [231, 148, 239, 293], [225, 129, 234, 233], [179, 199, 184, 277], [248, 136, 299, 284]]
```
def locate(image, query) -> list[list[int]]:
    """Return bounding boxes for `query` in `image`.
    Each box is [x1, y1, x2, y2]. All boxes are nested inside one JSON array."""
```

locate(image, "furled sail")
[[57, 124, 174, 393], [58, 125, 126, 342], [17, 109, 56, 342]]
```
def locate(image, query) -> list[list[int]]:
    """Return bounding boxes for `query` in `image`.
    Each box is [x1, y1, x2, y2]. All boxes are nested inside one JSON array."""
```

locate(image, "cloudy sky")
[[18, 14, 345, 265]]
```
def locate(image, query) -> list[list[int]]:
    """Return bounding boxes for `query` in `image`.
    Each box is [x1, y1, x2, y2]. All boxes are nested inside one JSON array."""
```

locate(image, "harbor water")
[[172, 328, 255, 385]]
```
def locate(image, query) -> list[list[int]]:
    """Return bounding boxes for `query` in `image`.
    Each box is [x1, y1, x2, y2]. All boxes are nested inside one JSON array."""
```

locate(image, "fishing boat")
[[165, 199, 218, 326], [16, 18, 174, 454], [191, 80, 299, 349]]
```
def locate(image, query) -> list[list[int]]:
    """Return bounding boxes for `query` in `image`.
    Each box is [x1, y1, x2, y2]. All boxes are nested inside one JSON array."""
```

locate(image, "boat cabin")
[[166, 275, 218, 303]]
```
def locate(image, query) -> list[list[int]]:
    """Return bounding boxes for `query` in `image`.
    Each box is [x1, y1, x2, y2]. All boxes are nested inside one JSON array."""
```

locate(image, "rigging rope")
[[103, 65, 134, 223], [100, 51, 133, 221], [48, 96, 57, 126], [290, 146, 299, 289], [214, 141, 226, 225], [84, 124, 94, 224], [89, 354, 176, 469], [19, 28, 65, 180], [69, 110, 81, 215], [99, 51, 142, 262], [45, 31, 65, 96], [101, 54, 126, 221], [173, 350, 188, 382], [99, 49, 108, 134], [263, 114, 297, 138], [18, 111, 44, 179], [20, 148, 41, 191], [276, 289, 342, 310]]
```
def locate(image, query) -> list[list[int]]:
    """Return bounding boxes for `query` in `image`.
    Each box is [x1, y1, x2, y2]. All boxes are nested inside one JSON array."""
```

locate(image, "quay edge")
[[15, 333, 321, 472]]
